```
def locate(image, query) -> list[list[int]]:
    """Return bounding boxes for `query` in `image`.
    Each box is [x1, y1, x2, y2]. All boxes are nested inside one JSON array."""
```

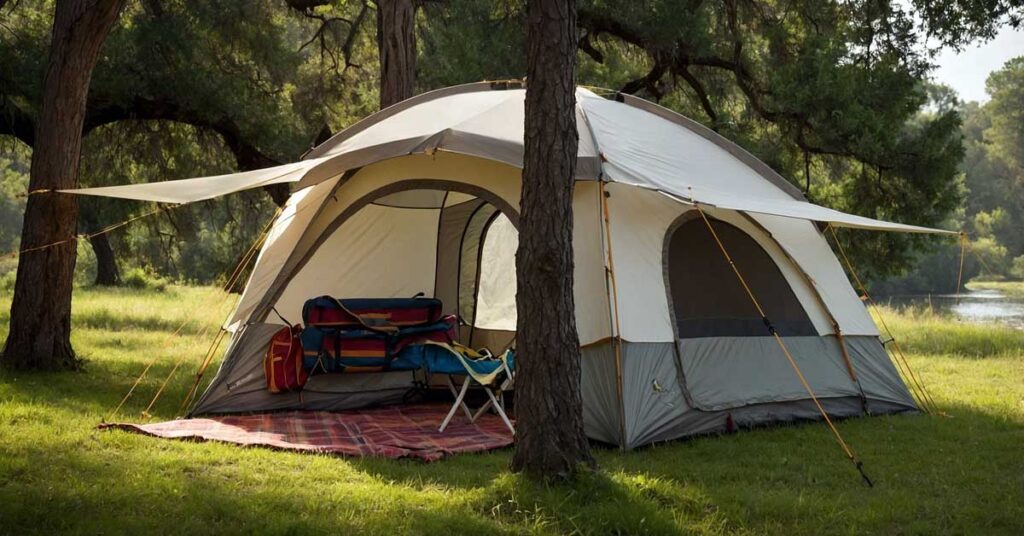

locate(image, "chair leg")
[[485, 387, 515, 435], [471, 397, 493, 422], [445, 375, 473, 421], [440, 376, 472, 433]]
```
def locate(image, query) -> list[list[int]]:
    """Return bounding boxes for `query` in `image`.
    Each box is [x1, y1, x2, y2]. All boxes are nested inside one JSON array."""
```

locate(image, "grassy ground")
[[0, 286, 1022, 535]]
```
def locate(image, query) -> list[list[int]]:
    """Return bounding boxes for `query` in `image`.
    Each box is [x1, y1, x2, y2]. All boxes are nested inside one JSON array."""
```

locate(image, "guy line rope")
[[823, 224, 942, 416], [693, 202, 874, 487], [105, 206, 282, 422]]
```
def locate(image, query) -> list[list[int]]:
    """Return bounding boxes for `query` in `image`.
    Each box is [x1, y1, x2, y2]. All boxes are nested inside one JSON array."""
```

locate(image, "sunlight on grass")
[[0, 285, 1022, 535], [871, 303, 1024, 358]]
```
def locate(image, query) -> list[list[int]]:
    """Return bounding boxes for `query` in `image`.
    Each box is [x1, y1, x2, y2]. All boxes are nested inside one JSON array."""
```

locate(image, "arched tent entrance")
[[192, 159, 547, 415], [662, 213, 849, 412], [268, 180, 520, 352], [193, 154, 611, 417]]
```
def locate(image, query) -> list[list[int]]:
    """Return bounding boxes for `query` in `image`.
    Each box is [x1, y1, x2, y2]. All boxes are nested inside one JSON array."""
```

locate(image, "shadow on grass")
[[343, 402, 1024, 534], [2, 390, 1022, 534]]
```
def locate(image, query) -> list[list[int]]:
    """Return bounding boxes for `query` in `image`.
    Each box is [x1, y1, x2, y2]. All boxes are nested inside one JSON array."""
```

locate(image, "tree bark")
[[79, 203, 121, 286], [510, 0, 593, 480], [2, 0, 126, 371], [89, 232, 120, 286], [376, 0, 416, 109]]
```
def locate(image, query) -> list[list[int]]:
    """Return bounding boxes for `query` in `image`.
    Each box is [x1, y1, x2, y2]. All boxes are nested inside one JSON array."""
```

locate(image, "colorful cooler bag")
[[300, 296, 457, 374], [263, 324, 308, 393]]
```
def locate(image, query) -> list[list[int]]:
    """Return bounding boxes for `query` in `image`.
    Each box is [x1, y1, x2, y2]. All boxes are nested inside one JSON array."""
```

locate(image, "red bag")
[[264, 325, 308, 393]]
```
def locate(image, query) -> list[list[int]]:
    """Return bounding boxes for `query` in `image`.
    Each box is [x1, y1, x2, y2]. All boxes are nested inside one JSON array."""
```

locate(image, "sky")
[[933, 25, 1024, 103]]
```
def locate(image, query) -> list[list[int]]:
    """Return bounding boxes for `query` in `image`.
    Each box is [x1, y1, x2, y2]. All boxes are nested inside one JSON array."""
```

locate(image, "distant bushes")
[[121, 267, 169, 292]]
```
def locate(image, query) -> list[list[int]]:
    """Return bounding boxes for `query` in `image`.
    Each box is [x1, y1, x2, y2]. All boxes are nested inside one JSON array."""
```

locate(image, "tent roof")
[[61, 81, 954, 235]]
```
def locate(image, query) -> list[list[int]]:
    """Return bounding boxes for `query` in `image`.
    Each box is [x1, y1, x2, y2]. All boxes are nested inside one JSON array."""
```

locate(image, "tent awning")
[[57, 82, 954, 235], [658, 190, 956, 235], [58, 158, 329, 204], [58, 157, 955, 235]]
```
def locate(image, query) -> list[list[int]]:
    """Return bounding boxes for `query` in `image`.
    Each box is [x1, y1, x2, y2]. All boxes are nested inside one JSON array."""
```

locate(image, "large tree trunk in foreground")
[[2, 0, 126, 371], [376, 0, 416, 109], [510, 0, 593, 480]]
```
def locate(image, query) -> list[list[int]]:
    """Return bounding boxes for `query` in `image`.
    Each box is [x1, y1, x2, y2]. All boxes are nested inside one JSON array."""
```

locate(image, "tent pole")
[[825, 225, 940, 415], [599, 181, 628, 449], [737, 213, 869, 413], [696, 203, 873, 487]]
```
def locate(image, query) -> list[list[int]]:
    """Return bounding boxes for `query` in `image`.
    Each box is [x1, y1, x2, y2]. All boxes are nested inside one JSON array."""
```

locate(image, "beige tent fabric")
[[172, 85, 922, 446], [474, 213, 518, 331], [225, 176, 343, 330], [61, 158, 329, 204], [658, 190, 956, 235], [605, 184, 837, 343], [749, 213, 880, 336]]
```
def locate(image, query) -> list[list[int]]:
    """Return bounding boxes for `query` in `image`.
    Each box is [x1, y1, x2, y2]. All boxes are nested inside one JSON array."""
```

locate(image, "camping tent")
[[67, 81, 952, 449]]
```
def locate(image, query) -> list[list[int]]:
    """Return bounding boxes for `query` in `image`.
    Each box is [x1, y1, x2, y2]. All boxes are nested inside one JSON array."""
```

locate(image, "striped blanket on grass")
[[101, 402, 513, 461]]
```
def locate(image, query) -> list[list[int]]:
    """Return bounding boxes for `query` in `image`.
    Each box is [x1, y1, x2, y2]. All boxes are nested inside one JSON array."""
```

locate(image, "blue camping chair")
[[402, 342, 516, 434]]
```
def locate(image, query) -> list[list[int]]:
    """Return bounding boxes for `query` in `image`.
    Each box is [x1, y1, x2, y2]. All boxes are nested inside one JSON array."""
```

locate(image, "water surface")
[[881, 288, 1024, 330]]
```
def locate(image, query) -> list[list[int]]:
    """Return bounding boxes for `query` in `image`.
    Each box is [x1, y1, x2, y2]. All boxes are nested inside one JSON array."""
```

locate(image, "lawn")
[[0, 285, 1022, 535]]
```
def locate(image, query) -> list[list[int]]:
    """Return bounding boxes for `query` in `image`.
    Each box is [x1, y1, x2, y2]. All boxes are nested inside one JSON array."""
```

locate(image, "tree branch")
[[83, 96, 291, 204], [578, 32, 604, 63], [673, 64, 717, 123], [620, 59, 667, 100], [0, 94, 35, 146]]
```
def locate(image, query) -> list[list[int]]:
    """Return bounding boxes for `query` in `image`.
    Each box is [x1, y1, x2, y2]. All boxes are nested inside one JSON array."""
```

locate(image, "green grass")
[[1, 285, 1023, 535]]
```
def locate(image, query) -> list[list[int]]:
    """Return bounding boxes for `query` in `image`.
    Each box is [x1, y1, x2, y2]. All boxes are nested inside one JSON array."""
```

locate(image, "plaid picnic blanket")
[[100, 403, 513, 461]]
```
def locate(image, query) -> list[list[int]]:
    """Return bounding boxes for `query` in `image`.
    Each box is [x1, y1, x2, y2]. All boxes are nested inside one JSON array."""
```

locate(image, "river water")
[[880, 288, 1024, 330]]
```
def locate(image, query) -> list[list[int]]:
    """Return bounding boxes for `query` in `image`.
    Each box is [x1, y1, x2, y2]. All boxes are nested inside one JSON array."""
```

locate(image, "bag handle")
[[327, 296, 399, 334]]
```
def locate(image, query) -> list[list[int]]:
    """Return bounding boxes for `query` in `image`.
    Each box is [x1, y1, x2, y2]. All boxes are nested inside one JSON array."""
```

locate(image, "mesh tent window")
[[665, 216, 817, 338]]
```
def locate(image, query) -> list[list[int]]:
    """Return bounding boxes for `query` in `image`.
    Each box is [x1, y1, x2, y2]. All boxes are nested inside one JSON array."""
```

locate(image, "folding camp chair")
[[440, 367, 515, 434], [423, 342, 516, 434]]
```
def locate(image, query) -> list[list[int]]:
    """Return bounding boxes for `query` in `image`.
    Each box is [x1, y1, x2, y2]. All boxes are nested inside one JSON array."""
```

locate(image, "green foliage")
[[0, 143, 29, 253], [985, 57, 1024, 168], [1011, 255, 1024, 280], [0, 286, 1022, 534], [120, 267, 169, 292], [884, 58, 1024, 291], [0, 0, 383, 286], [418, 0, 526, 89], [0, 270, 14, 291], [1, 0, 1021, 287]]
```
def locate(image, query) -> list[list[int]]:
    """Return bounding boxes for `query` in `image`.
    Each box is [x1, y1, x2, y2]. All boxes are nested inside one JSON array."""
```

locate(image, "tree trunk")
[[376, 0, 416, 109], [89, 232, 120, 286], [2, 0, 126, 371], [510, 0, 593, 480]]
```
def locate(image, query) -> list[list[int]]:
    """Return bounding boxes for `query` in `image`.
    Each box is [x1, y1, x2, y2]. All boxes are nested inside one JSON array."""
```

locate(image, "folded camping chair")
[[420, 342, 516, 434]]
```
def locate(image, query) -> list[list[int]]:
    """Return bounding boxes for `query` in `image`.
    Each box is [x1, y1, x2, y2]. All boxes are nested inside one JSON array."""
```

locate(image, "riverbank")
[[1, 285, 1022, 534]]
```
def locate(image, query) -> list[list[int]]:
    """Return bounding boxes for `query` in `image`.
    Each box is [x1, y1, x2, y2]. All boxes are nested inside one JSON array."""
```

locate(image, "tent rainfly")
[[66, 82, 953, 449]]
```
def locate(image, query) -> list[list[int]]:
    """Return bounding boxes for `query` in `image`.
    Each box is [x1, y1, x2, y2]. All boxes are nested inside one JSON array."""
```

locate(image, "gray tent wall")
[[584, 185, 915, 448]]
